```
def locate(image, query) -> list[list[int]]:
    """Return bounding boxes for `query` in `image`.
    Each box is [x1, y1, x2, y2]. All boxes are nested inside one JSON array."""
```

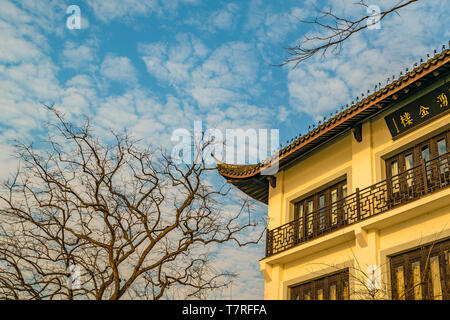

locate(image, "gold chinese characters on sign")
[[385, 83, 450, 138], [419, 105, 430, 118], [437, 93, 448, 108], [400, 112, 413, 127]]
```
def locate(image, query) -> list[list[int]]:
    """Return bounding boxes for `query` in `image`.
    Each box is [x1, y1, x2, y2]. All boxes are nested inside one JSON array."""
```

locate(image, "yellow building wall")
[[262, 76, 450, 300]]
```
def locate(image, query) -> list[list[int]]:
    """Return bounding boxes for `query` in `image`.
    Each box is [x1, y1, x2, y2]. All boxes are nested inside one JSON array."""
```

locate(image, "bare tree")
[[0, 106, 263, 300], [282, 0, 419, 67]]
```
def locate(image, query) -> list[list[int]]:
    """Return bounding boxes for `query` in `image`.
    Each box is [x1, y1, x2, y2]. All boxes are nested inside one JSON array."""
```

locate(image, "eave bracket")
[[353, 123, 363, 143], [267, 176, 276, 188]]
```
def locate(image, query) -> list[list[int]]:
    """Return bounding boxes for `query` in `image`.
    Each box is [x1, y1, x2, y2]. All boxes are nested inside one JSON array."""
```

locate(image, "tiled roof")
[[217, 45, 450, 203]]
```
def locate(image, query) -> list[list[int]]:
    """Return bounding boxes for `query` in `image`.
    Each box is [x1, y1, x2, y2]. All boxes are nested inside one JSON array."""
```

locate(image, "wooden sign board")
[[385, 82, 450, 138]]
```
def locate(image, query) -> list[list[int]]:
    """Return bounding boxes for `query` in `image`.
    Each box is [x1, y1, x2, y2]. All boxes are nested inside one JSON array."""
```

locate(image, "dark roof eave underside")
[[219, 51, 450, 204]]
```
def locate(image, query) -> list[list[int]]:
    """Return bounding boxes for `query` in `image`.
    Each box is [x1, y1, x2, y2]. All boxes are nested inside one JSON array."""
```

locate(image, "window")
[[390, 238, 450, 300], [386, 130, 450, 201], [390, 160, 400, 193], [437, 138, 448, 175], [437, 138, 447, 155], [294, 180, 347, 239], [290, 269, 350, 300], [386, 131, 449, 177], [405, 153, 414, 187]]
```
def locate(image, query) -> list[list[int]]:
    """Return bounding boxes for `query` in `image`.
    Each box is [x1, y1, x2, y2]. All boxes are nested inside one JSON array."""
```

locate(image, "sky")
[[0, 0, 449, 299]]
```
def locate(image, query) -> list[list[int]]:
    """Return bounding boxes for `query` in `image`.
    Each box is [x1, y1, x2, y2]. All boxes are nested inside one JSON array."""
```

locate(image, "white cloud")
[[244, 0, 310, 43], [0, 21, 42, 63], [85, 0, 158, 22], [190, 87, 241, 108], [211, 10, 234, 30], [85, 0, 201, 23], [242, 0, 314, 68], [207, 3, 240, 33], [62, 42, 96, 69], [193, 41, 259, 90], [211, 244, 265, 299], [59, 75, 99, 118], [142, 38, 258, 97], [184, 3, 241, 34], [0, 1, 48, 64], [140, 34, 210, 86], [0, 141, 18, 180], [10, 0, 66, 35], [100, 55, 138, 84], [140, 38, 273, 130]]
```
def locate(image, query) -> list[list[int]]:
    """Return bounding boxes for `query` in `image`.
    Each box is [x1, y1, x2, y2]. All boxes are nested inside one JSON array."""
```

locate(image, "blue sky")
[[0, 0, 449, 299]]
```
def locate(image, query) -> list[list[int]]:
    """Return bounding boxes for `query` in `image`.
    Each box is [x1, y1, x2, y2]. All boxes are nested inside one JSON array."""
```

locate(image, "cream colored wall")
[[281, 242, 356, 298], [262, 75, 450, 300], [262, 189, 450, 299], [267, 134, 352, 229]]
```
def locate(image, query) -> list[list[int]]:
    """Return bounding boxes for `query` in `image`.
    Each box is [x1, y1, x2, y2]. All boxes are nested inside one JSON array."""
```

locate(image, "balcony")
[[265, 152, 450, 257]]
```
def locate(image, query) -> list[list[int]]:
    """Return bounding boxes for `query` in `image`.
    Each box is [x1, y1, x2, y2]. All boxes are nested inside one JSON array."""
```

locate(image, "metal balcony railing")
[[265, 151, 450, 257]]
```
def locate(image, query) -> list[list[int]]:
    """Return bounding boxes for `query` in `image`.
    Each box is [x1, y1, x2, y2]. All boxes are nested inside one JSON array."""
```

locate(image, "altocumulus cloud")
[[0, 0, 449, 300]]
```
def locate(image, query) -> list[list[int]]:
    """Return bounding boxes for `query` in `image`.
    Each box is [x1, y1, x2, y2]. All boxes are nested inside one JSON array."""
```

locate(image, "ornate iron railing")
[[266, 151, 450, 257]]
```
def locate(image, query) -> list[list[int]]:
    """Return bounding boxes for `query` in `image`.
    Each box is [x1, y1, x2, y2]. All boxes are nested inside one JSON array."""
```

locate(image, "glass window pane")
[[437, 138, 447, 156], [411, 261, 422, 300], [405, 154, 413, 170], [319, 195, 325, 230], [430, 256, 442, 300], [298, 204, 303, 219], [342, 184, 348, 222], [307, 200, 314, 213], [319, 195, 325, 208], [422, 146, 430, 161], [422, 146, 431, 180], [405, 154, 414, 187], [331, 189, 337, 203], [447, 250, 450, 271], [331, 189, 338, 225], [306, 200, 314, 235], [391, 161, 400, 193], [317, 288, 323, 300], [396, 266, 405, 300], [391, 160, 399, 175], [296, 204, 304, 239], [329, 284, 337, 300], [304, 290, 311, 300], [343, 280, 349, 300], [437, 139, 448, 175]]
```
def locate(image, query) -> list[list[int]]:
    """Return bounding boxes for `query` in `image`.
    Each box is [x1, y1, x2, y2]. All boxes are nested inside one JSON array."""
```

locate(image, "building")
[[217, 47, 450, 300]]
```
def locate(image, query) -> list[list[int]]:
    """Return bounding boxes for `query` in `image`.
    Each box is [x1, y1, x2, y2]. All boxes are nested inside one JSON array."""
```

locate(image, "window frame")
[[290, 269, 350, 300], [385, 130, 450, 201], [386, 130, 449, 178], [390, 238, 450, 300], [293, 179, 348, 239]]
